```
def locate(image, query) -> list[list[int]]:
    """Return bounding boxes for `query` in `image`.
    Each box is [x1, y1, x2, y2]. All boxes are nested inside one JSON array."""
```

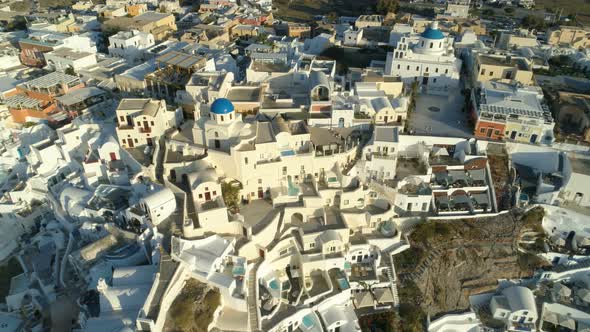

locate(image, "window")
[[422, 203, 428, 211], [481, 69, 486, 75], [199, 194, 203, 198], [309, 242, 315, 248], [433, 78, 437, 83], [435, 68, 439, 73], [489, 71, 494, 76], [416, 66, 419, 71], [429, 42, 433, 48], [343, 200, 349, 205], [213, 191, 217, 195], [397, 64, 400, 69], [495, 130, 500, 135], [229, 113, 233, 119], [480, 128, 486, 133], [258, 179, 262, 184], [425, 67, 429, 72], [406, 65, 410, 70], [221, 115, 224, 121], [150, 121, 154, 125], [244, 157, 248, 164], [214, 131, 219, 138], [351, 255, 356, 260], [445, 69, 448, 74]]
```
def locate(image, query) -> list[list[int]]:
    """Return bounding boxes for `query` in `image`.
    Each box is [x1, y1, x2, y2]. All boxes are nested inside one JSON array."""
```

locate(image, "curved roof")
[[421, 27, 445, 40], [210, 98, 234, 115], [501, 286, 537, 312], [310, 70, 330, 90]]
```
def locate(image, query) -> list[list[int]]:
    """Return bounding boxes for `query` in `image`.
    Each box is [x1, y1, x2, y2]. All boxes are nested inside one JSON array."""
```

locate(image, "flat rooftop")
[[478, 54, 528, 70], [226, 87, 261, 102], [48, 48, 94, 60]]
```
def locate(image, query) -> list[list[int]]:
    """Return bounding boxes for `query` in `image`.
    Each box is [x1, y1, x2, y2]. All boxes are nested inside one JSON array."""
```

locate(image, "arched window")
[[421, 41, 424, 47], [214, 131, 219, 138], [429, 42, 433, 48]]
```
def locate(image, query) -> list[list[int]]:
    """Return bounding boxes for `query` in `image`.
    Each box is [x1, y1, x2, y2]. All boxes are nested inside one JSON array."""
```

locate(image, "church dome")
[[421, 22, 445, 40], [210, 98, 234, 115]]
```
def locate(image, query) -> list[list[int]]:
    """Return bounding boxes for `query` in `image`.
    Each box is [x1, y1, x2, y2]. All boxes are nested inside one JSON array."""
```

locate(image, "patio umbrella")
[[557, 314, 576, 330], [542, 311, 559, 325], [578, 288, 590, 303], [375, 288, 394, 304], [553, 283, 572, 298], [353, 291, 374, 308]]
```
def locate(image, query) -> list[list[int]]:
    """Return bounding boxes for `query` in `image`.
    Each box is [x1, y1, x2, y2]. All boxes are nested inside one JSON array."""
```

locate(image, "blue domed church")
[[384, 21, 462, 94], [192, 97, 255, 151]]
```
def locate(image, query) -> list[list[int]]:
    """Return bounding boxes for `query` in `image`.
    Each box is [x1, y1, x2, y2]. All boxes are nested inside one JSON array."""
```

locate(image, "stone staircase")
[[247, 258, 263, 332], [399, 247, 443, 283]]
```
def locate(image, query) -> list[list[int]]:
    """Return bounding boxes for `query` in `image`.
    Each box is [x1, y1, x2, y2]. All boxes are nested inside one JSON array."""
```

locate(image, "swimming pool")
[[281, 150, 295, 157], [337, 277, 350, 290], [287, 177, 300, 196], [232, 265, 245, 276], [268, 279, 279, 290], [302, 314, 315, 328]]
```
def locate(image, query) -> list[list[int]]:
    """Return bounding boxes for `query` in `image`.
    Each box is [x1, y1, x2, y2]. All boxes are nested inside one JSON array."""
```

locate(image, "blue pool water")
[[287, 177, 300, 196], [281, 150, 295, 157], [232, 265, 245, 276], [337, 278, 350, 290], [269, 279, 279, 290], [302, 315, 315, 328], [520, 193, 529, 201]]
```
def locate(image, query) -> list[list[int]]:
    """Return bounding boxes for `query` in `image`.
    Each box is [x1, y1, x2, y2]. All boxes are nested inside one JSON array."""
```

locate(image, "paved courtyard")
[[408, 92, 473, 138]]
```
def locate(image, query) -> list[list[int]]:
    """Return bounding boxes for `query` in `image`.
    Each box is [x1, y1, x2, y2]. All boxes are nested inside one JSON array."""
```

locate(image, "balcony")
[[139, 127, 152, 133]]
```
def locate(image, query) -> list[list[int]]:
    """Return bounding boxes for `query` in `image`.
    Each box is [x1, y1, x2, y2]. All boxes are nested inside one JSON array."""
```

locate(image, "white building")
[[385, 22, 462, 95], [108, 30, 155, 65], [490, 286, 538, 331], [115, 98, 181, 148], [44, 47, 97, 72]]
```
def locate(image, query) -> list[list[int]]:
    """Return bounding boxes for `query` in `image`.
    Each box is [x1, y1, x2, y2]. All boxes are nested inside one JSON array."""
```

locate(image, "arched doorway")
[[291, 212, 303, 225]]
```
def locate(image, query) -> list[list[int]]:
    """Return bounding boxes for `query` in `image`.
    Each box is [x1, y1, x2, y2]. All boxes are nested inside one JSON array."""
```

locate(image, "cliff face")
[[397, 210, 543, 317]]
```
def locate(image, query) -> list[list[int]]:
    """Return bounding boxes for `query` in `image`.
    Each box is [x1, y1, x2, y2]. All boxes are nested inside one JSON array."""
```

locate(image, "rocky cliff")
[[396, 209, 545, 318]]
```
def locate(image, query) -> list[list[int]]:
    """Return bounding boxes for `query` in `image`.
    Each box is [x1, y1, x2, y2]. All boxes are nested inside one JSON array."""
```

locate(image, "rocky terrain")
[[164, 279, 220, 332], [395, 208, 546, 326]]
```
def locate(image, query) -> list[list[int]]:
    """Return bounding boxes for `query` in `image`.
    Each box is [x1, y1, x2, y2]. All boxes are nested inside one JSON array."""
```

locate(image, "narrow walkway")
[[247, 258, 263, 332]]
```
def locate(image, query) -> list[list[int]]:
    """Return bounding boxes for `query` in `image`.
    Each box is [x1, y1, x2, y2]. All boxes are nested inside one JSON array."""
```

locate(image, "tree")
[[65, 67, 76, 76], [482, 8, 494, 16], [6, 16, 27, 31], [521, 14, 546, 30], [376, 0, 398, 15], [221, 182, 240, 211]]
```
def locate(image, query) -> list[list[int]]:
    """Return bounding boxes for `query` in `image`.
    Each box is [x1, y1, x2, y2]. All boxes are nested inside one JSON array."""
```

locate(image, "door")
[[530, 134, 538, 144], [383, 116, 388, 123], [397, 116, 402, 122], [127, 139, 134, 147], [205, 192, 211, 201], [510, 131, 517, 140], [258, 187, 264, 199], [338, 117, 344, 128], [109, 152, 117, 161], [147, 137, 153, 146], [486, 128, 493, 138], [214, 139, 220, 149], [422, 76, 428, 85]]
